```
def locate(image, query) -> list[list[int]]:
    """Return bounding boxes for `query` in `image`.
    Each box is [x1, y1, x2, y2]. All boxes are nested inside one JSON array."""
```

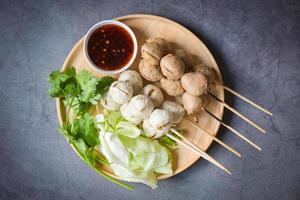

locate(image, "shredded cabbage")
[[116, 121, 141, 138], [96, 111, 173, 189]]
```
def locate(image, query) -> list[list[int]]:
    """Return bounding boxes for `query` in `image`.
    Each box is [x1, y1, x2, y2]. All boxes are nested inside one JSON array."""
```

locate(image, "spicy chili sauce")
[[87, 24, 134, 71]]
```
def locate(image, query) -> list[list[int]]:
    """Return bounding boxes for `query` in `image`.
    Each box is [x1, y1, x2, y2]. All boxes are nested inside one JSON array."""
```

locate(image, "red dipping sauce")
[[87, 24, 134, 71]]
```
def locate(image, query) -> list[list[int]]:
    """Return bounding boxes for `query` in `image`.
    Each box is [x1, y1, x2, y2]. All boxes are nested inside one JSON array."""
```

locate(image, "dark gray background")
[[1, 0, 299, 199]]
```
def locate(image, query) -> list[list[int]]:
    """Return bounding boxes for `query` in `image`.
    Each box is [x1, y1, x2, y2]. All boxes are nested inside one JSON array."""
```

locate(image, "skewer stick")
[[207, 91, 266, 134], [220, 84, 273, 116], [166, 132, 231, 174], [203, 108, 261, 151], [184, 119, 241, 157]]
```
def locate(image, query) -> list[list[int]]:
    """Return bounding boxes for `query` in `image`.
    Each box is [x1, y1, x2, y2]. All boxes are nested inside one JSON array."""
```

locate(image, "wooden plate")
[[56, 14, 224, 180]]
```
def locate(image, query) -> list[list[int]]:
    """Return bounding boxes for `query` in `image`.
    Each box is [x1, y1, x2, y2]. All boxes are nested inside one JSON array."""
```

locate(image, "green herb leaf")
[[64, 67, 76, 77], [72, 113, 100, 147], [48, 70, 67, 97], [76, 70, 101, 105], [72, 138, 88, 154], [48, 67, 79, 98], [97, 76, 115, 95]]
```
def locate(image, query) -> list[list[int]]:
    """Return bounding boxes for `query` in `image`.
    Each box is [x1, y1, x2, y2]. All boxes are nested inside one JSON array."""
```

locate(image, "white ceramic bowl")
[[83, 20, 138, 75]]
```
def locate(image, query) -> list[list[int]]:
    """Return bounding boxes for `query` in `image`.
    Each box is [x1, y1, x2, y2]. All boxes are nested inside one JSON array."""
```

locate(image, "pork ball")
[[141, 42, 165, 60], [139, 58, 163, 82], [120, 95, 154, 125], [142, 84, 164, 107], [192, 64, 217, 83], [181, 72, 208, 96], [109, 81, 133, 104], [146, 37, 172, 53], [161, 77, 185, 96], [118, 70, 143, 95], [182, 92, 207, 115], [160, 54, 185, 80], [161, 101, 185, 123], [100, 92, 121, 111], [129, 95, 154, 118], [120, 103, 142, 125], [174, 49, 193, 71], [143, 109, 173, 139]]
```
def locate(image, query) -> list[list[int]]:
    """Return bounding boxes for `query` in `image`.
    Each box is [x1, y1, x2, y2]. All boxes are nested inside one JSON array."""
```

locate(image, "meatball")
[[161, 101, 185, 123], [160, 77, 185, 96], [182, 92, 207, 115], [141, 42, 165, 61], [160, 54, 185, 80], [139, 58, 163, 82], [120, 95, 154, 125], [142, 84, 164, 107], [181, 72, 208, 96], [192, 64, 216, 83], [174, 49, 193, 71], [118, 70, 143, 95], [146, 37, 172, 53], [100, 92, 121, 111], [109, 81, 133, 104], [120, 103, 142, 125], [143, 109, 173, 139]]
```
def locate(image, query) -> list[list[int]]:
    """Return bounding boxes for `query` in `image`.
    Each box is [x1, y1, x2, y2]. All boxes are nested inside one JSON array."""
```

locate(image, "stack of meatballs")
[[101, 37, 218, 139], [101, 69, 185, 139], [139, 37, 217, 119]]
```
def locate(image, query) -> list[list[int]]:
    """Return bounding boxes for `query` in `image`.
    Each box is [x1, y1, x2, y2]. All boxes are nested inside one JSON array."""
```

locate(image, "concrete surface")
[[0, 0, 299, 199]]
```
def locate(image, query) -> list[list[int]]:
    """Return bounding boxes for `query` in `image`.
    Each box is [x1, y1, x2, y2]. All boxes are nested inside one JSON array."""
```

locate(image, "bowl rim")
[[83, 19, 138, 75]]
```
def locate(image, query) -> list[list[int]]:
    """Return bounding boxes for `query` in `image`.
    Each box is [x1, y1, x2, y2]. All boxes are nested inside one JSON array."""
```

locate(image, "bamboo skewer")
[[202, 108, 261, 151], [183, 119, 241, 157], [220, 84, 273, 116], [166, 132, 232, 175], [207, 91, 266, 134], [197, 124, 241, 157]]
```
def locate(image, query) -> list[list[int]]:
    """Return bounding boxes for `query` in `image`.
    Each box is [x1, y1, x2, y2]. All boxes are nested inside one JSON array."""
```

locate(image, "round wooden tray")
[[56, 14, 224, 180]]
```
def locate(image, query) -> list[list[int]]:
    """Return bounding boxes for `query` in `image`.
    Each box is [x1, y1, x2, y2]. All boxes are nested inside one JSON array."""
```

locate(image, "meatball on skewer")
[[119, 70, 143, 95], [143, 109, 173, 139], [161, 101, 185, 124], [142, 84, 164, 107], [109, 81, 133, 104], [182, 92, 261, 151], [193, 64, 272, 116], [120, 95, 154, 125]]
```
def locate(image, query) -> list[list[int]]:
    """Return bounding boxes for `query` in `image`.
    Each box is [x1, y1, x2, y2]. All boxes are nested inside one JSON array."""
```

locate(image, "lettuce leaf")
[[96, 111, 173, 189], [116, 121, 141, 138]]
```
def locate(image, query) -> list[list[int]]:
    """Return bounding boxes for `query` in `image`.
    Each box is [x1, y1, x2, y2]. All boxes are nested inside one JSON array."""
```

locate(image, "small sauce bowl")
[[83, 20, 138, 75]]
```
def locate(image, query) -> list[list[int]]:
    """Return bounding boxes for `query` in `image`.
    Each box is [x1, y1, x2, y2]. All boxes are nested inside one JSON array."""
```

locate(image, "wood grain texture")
[[56, 14, 224, 180]]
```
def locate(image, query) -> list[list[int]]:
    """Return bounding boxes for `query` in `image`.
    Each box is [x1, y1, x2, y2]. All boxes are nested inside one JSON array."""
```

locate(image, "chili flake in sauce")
[[87, 24, 134, 71]]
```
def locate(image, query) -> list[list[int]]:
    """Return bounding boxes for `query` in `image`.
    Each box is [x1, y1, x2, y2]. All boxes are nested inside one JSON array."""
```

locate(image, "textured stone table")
[[1, 0, 299, 199]]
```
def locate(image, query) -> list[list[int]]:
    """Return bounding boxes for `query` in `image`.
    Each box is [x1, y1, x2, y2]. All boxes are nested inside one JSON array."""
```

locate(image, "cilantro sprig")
[[48, 67, 133, 190]]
